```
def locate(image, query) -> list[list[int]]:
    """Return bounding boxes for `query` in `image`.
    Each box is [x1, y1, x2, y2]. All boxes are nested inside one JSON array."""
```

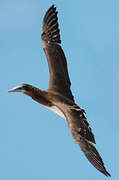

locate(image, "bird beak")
[[8, 85, 25, 93]]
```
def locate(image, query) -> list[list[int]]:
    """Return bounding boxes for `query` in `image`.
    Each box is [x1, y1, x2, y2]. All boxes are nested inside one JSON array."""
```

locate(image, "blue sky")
[[0, 0, 119, 179]]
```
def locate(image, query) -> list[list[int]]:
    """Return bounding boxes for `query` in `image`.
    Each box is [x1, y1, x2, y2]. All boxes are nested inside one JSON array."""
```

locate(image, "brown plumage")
[[8, 5, 111, 177]]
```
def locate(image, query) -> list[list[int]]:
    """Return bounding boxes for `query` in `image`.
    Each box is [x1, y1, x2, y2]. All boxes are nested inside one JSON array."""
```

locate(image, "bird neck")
[[24, 85, 52, 107]]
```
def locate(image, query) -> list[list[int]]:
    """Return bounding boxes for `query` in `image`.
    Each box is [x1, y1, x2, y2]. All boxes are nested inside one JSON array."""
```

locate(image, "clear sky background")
[[0, 0, 119, 179]]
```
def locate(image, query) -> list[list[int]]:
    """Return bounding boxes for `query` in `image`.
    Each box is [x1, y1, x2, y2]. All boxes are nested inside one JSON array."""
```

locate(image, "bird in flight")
[[8, 5, 111, 176]]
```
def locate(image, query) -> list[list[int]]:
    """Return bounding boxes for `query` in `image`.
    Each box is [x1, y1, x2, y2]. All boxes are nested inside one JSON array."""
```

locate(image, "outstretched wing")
[[64, 106, 110, 176], [66, 106, 96, 144], [41, 5, 74, 102], [78, 139, 111, 176]]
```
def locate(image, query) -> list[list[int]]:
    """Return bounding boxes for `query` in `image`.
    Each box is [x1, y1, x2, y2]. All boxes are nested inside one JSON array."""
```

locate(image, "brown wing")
[[65, 106, 96, 144], [63, 106, 110, 176], [41, 5, 74, 102], [78, 139, 111, 176]]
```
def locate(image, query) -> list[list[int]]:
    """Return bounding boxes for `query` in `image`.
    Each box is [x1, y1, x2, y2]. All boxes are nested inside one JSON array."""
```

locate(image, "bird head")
[[8, 84, 32, 94]]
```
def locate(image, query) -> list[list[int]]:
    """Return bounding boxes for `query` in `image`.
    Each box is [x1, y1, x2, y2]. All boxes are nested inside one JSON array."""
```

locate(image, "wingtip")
[[49, 4, 55, 10], [104, 170, 111, 177], [97, 166, 111, 177], [42, 4, 61, 44]]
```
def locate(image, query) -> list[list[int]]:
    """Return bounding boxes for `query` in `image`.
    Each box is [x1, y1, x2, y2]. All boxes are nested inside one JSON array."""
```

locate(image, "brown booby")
[[8, 5, 111, 176]]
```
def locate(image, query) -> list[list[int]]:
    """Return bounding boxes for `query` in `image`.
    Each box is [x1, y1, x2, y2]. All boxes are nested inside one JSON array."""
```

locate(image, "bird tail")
[[42, 5, 61, 44]]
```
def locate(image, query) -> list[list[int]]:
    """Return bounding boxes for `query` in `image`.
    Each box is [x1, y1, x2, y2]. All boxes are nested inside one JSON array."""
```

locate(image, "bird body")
[[8, 5, 111, 177]]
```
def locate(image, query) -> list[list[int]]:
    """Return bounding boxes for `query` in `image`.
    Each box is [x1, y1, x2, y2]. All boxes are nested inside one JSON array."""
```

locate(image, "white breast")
[[46, 106, 66, 119]]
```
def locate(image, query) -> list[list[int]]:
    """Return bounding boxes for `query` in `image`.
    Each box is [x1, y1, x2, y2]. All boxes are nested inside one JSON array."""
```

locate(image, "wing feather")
[[41, 5, 74, 101], [78, 139, 111, 176], [62, 105, 111, 176]]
